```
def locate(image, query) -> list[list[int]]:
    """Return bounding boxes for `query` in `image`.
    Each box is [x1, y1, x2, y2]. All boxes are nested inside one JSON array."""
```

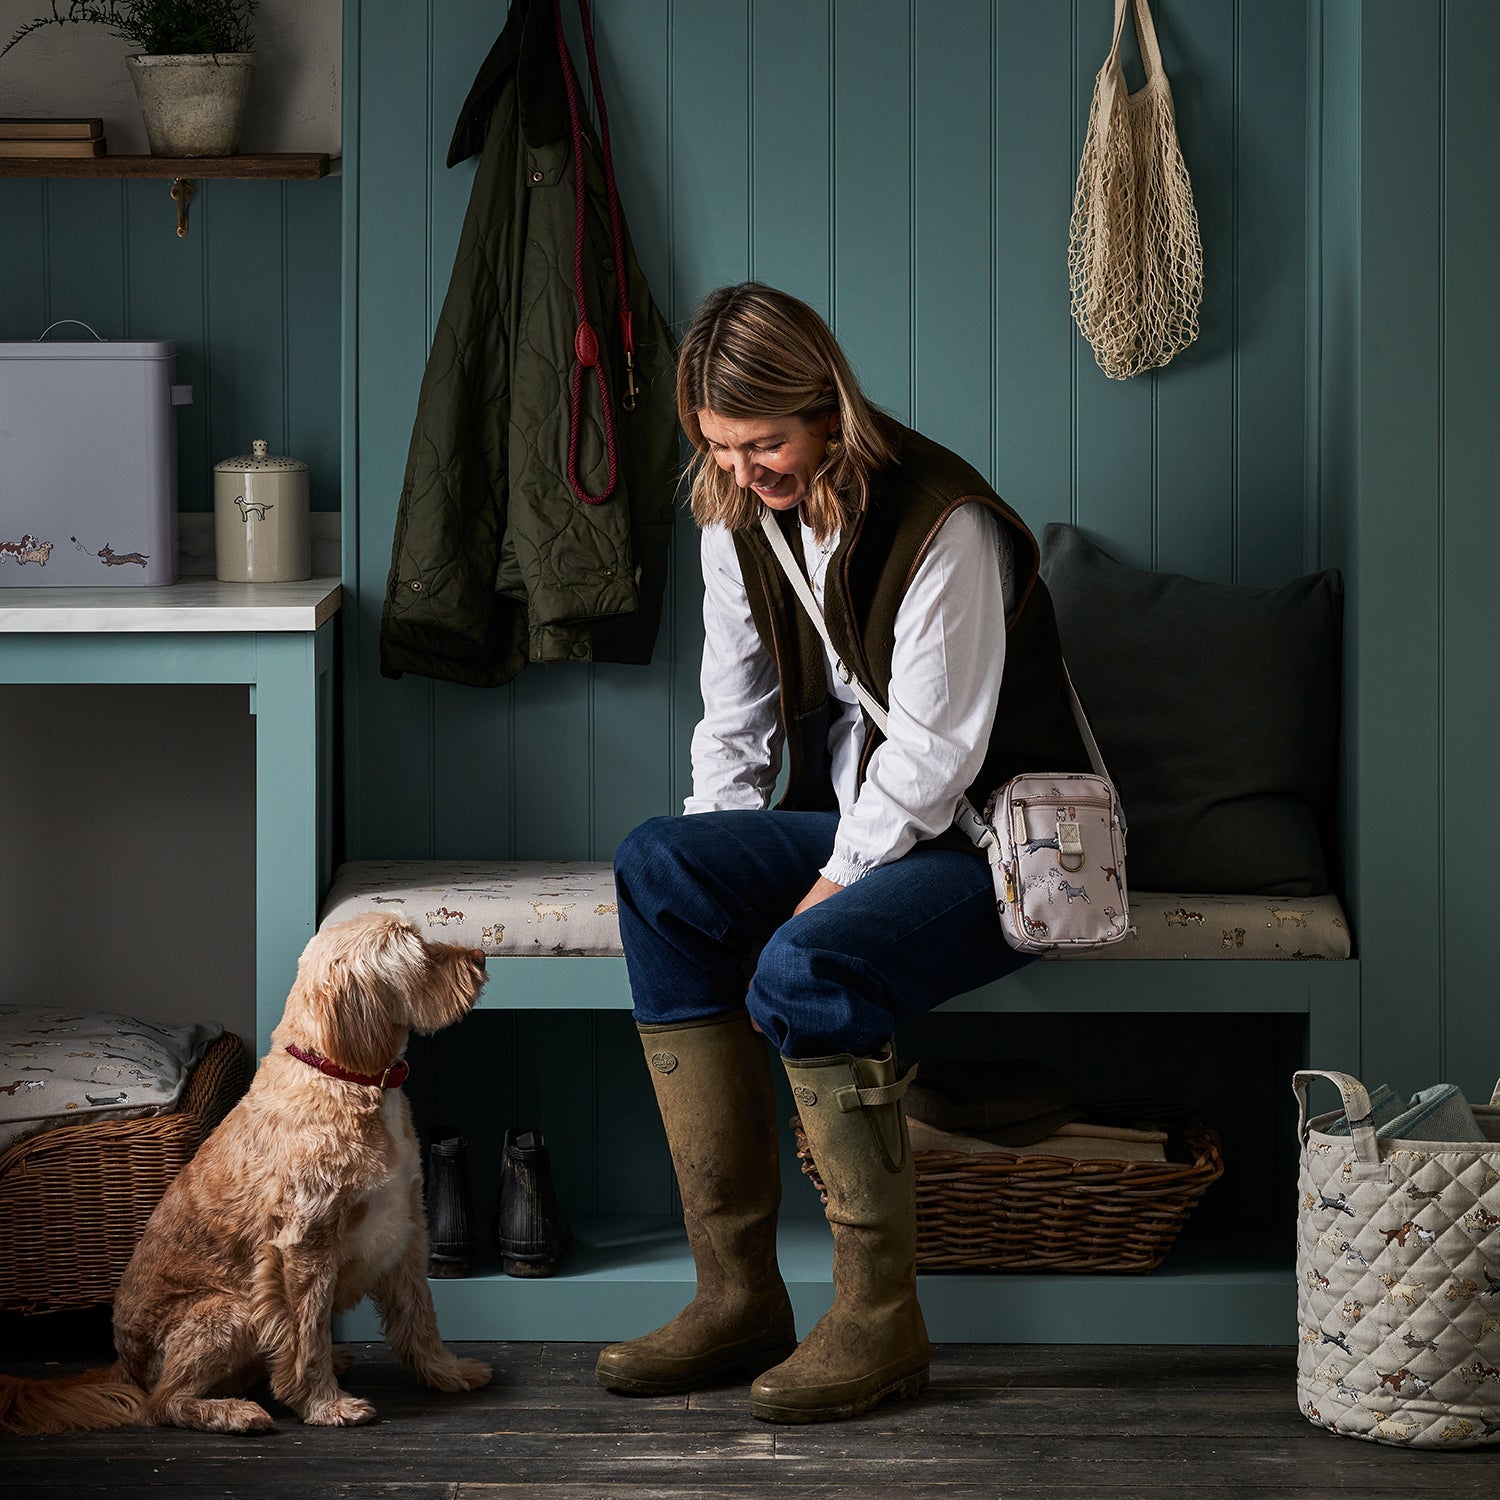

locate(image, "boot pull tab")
[[834, 1061, 918, 1113]]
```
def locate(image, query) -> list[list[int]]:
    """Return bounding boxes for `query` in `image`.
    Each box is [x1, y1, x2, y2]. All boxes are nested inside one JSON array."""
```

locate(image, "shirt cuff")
[[820, 850, 879, 887]]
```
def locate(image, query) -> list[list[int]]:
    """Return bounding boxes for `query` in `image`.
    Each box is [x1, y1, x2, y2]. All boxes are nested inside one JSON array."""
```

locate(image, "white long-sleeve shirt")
[[685, 503, 1015, 885]]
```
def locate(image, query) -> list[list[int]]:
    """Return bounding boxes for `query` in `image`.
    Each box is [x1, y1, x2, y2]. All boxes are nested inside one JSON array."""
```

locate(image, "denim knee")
[[746, 923, 885, 1059]]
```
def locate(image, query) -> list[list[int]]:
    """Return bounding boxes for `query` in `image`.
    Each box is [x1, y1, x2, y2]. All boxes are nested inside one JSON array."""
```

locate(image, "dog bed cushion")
[[1040, 523, 1343, 896], [0, 1005, 223, 1152]]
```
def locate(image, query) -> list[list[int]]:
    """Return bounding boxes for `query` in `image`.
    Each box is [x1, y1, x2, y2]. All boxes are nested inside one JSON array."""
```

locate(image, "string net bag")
[[1068, 0, 1203, 380]]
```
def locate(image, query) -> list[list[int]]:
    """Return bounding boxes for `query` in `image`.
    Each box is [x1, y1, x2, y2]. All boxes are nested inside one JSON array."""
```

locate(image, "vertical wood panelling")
[[1235, 0, 1309, 586], [833, 0, 910, 422], [354, 0, 435, 858], [124, 182, 210, 508], [45, 180, 127, 338], [667, 0, 751, 806], [749, 0, 832, 316], [205, 183, 288, 482], [426, 0, 520, 860], [284, 180, 344, 514], [992, 1, 1073, 531], [1152, 0, 1234, 583], [913, 0, 992, 472], [0, 181, 48, 337], [1071, 0, 1154, 567], [1354, 3, 1443, 1091], [589, 0, 679, 859], [1440, 0, 1500, 1084]]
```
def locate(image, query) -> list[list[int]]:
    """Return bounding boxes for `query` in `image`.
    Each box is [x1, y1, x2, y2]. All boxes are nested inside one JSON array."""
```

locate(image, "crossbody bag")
[[759, 507, 1129, 953]]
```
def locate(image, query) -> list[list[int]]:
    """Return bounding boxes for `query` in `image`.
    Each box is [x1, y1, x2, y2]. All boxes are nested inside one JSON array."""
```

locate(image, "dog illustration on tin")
[[0, 532, 53, 566], [234, 495, 273, 522], [98, 544, 149, 568]]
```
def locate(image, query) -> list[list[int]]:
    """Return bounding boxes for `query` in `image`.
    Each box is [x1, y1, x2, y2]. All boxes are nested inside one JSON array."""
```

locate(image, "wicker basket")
[[0, 1032, 252, 1313], [792, 1101, 1224, 1273]]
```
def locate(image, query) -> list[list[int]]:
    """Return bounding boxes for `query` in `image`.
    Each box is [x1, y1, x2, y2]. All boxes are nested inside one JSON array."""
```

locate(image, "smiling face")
[[696, 408, 839, 514]]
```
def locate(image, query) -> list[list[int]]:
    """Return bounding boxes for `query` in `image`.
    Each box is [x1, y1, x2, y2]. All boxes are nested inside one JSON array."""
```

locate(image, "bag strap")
[[1108, 0, 1166, 83], [1292, 1069, 1380, 1165], [757, 508, 1124, 847]]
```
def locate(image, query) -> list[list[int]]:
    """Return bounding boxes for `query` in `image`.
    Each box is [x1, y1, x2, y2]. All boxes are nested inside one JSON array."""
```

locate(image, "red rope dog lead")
[[554, 0, 637, 507]]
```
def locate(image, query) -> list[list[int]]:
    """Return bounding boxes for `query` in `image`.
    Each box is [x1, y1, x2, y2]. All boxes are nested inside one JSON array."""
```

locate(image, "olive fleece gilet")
[[730, 421, 1089, 853]]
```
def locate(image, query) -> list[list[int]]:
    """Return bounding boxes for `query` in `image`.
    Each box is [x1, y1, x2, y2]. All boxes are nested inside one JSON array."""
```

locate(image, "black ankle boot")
[[425, 1127, 477, 1278], [493, 1125, 573, 1277]]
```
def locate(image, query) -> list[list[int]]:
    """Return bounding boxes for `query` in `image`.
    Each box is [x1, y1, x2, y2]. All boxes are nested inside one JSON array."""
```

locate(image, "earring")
[[825, 436, 843, 459]]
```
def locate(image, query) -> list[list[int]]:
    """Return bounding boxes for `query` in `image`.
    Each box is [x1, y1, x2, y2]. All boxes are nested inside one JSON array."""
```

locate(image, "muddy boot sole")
[[596, 1339, 799, 1397], [748, 1364, 929, 1424]]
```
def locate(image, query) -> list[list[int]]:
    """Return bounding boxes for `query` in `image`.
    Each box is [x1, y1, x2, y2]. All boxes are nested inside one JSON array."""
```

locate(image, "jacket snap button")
[[603, 567, 614, 579], [602, 256, 615, 272], [531, 170, 544, 184], [410, 580, 422, 592], [572, 642, 589, 659]]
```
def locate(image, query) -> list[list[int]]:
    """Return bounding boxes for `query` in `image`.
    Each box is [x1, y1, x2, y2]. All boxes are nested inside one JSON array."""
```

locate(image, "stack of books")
[[0, 118, 107, 159]]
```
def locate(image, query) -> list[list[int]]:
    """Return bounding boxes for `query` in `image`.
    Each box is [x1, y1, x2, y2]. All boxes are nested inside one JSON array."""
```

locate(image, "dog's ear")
[[286, 914, 429, 1073]]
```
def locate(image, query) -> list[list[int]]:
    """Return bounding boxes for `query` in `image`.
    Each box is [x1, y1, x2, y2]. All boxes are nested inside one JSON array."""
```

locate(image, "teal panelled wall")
[[1315, 0, 1500, 1095], [344, 0, 1316, 867], [0, 178, 342, 512], [344, 0, 1323, 1224]]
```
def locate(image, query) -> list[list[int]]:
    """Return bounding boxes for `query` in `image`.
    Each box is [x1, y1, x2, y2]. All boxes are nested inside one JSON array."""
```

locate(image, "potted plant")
[[2, 1, 258, 158]]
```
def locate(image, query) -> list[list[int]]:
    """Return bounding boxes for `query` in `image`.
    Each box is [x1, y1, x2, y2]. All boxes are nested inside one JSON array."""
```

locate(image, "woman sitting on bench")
[[595, 282, 1088, 1423]]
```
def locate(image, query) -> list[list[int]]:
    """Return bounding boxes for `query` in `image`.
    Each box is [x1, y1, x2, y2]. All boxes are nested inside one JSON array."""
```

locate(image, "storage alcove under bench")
[[322, 860, 1357, 1348]]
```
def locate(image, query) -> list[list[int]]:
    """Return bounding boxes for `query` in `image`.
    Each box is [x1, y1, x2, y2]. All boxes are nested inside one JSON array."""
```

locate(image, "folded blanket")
[[1378, 1084, 1486, 1143], [908, 1117, 1168, 1164], [906, 1059, 1080, 1144]]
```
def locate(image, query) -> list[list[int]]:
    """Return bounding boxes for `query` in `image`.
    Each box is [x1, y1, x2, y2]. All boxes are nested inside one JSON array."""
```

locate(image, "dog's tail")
[[0, 1363, 145, 1436]]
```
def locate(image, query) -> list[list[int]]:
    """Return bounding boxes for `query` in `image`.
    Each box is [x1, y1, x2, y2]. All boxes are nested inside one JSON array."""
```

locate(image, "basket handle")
[[1293, 1069, 1378, 1164]]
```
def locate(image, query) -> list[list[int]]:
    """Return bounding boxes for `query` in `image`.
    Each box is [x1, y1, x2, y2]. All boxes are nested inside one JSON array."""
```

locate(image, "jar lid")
[[214, 437, 308, 472]]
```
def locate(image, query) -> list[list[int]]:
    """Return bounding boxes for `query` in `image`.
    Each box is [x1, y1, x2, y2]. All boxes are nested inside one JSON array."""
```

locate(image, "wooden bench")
[[322, 859, 1358, 1347]]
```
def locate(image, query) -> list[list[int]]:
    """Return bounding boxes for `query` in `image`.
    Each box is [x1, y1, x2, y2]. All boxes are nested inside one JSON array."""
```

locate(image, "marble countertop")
[[0, 577, 343, 633]]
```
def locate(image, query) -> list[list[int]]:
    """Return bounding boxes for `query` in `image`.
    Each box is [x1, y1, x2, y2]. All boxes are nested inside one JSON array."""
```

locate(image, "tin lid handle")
[[37, 319, 103, 342], [252, 439, 269, 459]]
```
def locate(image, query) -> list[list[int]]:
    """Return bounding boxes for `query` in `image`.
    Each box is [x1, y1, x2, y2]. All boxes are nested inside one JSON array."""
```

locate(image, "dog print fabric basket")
[[983, 772, 1129, 953], [1294, 1069, 1500, 1448]]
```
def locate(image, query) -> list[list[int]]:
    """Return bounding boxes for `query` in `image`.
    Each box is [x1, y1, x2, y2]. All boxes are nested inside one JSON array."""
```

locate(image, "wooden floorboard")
[[1, 1325, 1495, 1496]]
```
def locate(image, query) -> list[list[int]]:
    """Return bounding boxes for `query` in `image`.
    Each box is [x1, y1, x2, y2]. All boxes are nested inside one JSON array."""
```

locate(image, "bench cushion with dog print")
[[319, 862, 1350, 963]]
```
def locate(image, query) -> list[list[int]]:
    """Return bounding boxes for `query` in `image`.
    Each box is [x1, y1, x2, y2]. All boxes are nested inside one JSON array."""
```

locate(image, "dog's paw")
[[331, 1347, 356, 1377], [225, 1400, 276, 1434], [303, 1394, 377, 1427], [421, 1356, 493, 1392]]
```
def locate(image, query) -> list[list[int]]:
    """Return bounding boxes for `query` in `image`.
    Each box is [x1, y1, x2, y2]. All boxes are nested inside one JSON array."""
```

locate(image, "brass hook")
[[170, 178, 197, 238], [622, 350, 638, 412]]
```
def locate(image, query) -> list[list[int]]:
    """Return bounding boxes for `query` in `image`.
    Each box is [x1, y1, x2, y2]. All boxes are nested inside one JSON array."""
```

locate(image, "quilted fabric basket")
[[0, 1032, 251, 1314], [794, 1101, 1223, 1273], [1294, 1069, 1500, 1447]]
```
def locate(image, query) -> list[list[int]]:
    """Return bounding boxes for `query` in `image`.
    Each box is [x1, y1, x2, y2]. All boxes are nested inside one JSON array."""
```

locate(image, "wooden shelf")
[[0, 152, 335, 179], [0, 152, 337, 234]]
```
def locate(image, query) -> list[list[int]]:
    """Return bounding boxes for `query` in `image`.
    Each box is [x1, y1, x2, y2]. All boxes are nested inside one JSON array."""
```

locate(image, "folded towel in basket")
[[1377, 1083, 1485, 1142]]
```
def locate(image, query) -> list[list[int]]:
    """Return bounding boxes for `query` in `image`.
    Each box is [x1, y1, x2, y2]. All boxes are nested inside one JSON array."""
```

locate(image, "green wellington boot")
[[595, 1011, 798, 1395], [748, 1048, 930, 1423]]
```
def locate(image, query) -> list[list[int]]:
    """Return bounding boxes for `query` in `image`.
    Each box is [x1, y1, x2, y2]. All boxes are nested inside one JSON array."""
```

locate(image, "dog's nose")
[[469, 949, 486, 968]]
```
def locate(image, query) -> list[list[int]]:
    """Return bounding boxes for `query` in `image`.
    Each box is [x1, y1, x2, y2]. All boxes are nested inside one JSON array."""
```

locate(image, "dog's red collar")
[[284, 1042, 410, 1089]]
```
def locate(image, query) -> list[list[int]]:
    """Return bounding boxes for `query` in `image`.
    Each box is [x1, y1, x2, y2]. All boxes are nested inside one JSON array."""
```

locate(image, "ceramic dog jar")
[[213, 439, 310, 582]]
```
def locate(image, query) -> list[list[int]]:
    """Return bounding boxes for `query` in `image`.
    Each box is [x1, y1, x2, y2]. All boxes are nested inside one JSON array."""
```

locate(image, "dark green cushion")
[[1039, 524, 1343, 896]]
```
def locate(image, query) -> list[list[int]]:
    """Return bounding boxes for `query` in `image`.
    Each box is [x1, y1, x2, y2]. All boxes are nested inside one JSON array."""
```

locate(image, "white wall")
[[0, 0, 341, 156]]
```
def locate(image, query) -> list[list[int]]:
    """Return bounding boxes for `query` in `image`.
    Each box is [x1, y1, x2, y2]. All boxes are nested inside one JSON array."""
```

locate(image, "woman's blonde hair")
[[676, 282, 894, 542]]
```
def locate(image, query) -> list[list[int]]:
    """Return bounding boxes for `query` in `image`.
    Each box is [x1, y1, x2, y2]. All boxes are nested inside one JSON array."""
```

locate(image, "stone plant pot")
[[126, 53, 256, 158]]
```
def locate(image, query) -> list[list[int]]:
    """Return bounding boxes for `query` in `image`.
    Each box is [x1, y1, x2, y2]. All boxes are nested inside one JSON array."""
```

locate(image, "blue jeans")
[[614, 810, 1033, 1058]]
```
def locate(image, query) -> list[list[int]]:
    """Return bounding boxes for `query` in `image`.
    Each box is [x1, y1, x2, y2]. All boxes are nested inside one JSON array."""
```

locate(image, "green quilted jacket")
[[380, 0, 678, 687]]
